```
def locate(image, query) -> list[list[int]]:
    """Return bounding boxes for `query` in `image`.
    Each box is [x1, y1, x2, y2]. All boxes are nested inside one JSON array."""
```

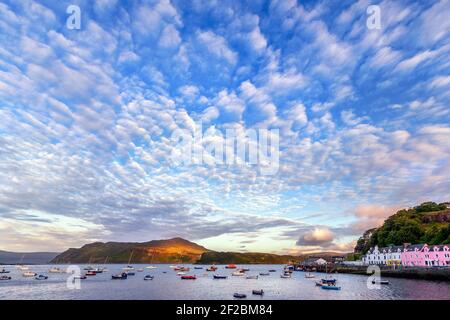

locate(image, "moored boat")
[[0, 276, 12, 280], [74, 275, 87, 280], [280, 272, 291, 278], [122, 266, 134, 271], [259, 272, 270, 276], [126, 271, 136, 276], [194, 266, 203, 269], [146, 266, 157, 269], [85, 271, 97, 276], [213, 274, 227, 279], [246, 275, 258, 279], [268, 269, 276, 272], [252, 289, 264, 296], [177, 272, 187, 275], [181, 275, 196, 280], [137, 268, 144, 272], [206, 266, 217, 272], [305, 273, 315, 278], [112, 272, 128, 280], [0, 269, 10, 274], [372, 280, 389, 285], [233, 293, 246, 299], [225, 264, 237, 269], [321, 284, 341, 290], [49, 267, 63, 273], [23, 271, 37, 277], [321, 278, 337, 284], [144, 275, 154, 280], [35, 274, 48, 280], [232, 271, 245, 276]]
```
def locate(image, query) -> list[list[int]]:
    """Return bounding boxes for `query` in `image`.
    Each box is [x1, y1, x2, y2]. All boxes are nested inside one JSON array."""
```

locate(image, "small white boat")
[[137, 268, 144, 272], [144, 275, 154, 280], [305, 273, 315, 278], [122, 266, 134, 271], [232, 271, 245, 276], [280, 273, 291, 278], [146, 266, 157, 269], [17, 265, 29, 271], [49, 267, 63, 273], [23, 271, 37, 277], [177, 272, 187, 275]]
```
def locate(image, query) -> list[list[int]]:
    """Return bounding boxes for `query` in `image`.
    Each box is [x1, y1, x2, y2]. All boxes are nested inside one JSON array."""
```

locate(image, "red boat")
[[181, 275, 196, 280], [206, 266, 218, 271], [225, 264, 237, 269], [85, 271, 97, 276], [174, 267, 190, 271]]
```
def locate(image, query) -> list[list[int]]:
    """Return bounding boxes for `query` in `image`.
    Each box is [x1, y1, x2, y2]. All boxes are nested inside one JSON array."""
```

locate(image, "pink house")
[[401, 244, 450, 267]]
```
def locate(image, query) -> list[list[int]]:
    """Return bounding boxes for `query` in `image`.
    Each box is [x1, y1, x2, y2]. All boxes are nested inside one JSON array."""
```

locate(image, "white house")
[[315, 258, 327, 265], [363, 245, 402, 266]]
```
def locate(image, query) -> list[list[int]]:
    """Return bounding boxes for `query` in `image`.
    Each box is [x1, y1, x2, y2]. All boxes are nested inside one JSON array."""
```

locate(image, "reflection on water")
[[1, 264, 450, 300]]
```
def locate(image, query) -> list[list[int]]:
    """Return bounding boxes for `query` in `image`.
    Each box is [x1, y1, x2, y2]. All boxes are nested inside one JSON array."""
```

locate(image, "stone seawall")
[[329, 265, 450, 281]]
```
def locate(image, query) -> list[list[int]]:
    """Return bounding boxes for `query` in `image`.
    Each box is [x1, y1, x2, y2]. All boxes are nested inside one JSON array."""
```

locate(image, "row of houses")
[[362, 243, 450, 267]]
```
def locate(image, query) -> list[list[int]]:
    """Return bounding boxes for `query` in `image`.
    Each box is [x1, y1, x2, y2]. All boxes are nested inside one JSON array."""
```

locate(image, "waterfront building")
[[363, 243, 450, 267], [363, 245, 401, 265], [402, 244, 450, 267]]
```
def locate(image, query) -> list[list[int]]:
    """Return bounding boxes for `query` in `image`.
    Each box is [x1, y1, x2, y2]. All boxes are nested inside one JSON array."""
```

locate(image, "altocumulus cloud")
[[0, 0, 449, 252]]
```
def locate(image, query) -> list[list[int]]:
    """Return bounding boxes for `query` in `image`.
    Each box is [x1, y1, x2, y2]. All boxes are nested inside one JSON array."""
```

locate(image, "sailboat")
[[123, 250, 135, 274], [84, 257, 95, 271], [92, 256, 107, 273], [145, 253, 157, 269], [49, 267, 63, 273], [17, 254, 29, 271]]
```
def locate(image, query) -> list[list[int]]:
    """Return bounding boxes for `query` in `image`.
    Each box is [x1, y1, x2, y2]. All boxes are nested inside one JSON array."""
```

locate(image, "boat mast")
[[128, 250, 134, 265]]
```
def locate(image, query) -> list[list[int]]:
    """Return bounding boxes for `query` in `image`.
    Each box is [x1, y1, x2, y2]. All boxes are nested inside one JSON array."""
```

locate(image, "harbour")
[[1, 264, 450, 300]]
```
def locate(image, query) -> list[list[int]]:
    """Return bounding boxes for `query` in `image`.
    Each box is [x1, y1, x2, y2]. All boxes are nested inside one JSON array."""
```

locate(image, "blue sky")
[[0, 0, 449, 253]]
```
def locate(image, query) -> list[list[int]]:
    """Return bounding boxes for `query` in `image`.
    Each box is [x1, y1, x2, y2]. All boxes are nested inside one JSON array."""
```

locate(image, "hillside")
[[197, 251, 301, 264], [52, 237, 323, 264], [52, 237, 209, 263], [0, 250, 60, 265], [355, 202, 450, 254]]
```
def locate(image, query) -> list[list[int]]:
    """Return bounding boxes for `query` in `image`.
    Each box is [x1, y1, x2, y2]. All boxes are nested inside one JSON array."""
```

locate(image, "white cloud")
[[196, 30, 238, 65]]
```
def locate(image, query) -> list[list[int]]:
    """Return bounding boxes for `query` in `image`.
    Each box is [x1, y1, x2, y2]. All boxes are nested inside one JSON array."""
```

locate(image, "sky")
[[0, 0, 449, 254]]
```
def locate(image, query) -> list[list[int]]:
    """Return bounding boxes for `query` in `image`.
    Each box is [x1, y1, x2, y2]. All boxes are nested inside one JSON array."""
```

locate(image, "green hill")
[[355, 202, 450, 254]]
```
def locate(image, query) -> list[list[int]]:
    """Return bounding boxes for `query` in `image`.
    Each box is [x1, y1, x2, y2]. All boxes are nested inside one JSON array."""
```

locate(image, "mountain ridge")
[[0, 250, 60, 265]]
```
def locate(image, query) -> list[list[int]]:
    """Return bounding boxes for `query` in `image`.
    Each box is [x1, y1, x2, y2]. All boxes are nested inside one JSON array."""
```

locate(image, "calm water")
[[1, 264, 450, 300]]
